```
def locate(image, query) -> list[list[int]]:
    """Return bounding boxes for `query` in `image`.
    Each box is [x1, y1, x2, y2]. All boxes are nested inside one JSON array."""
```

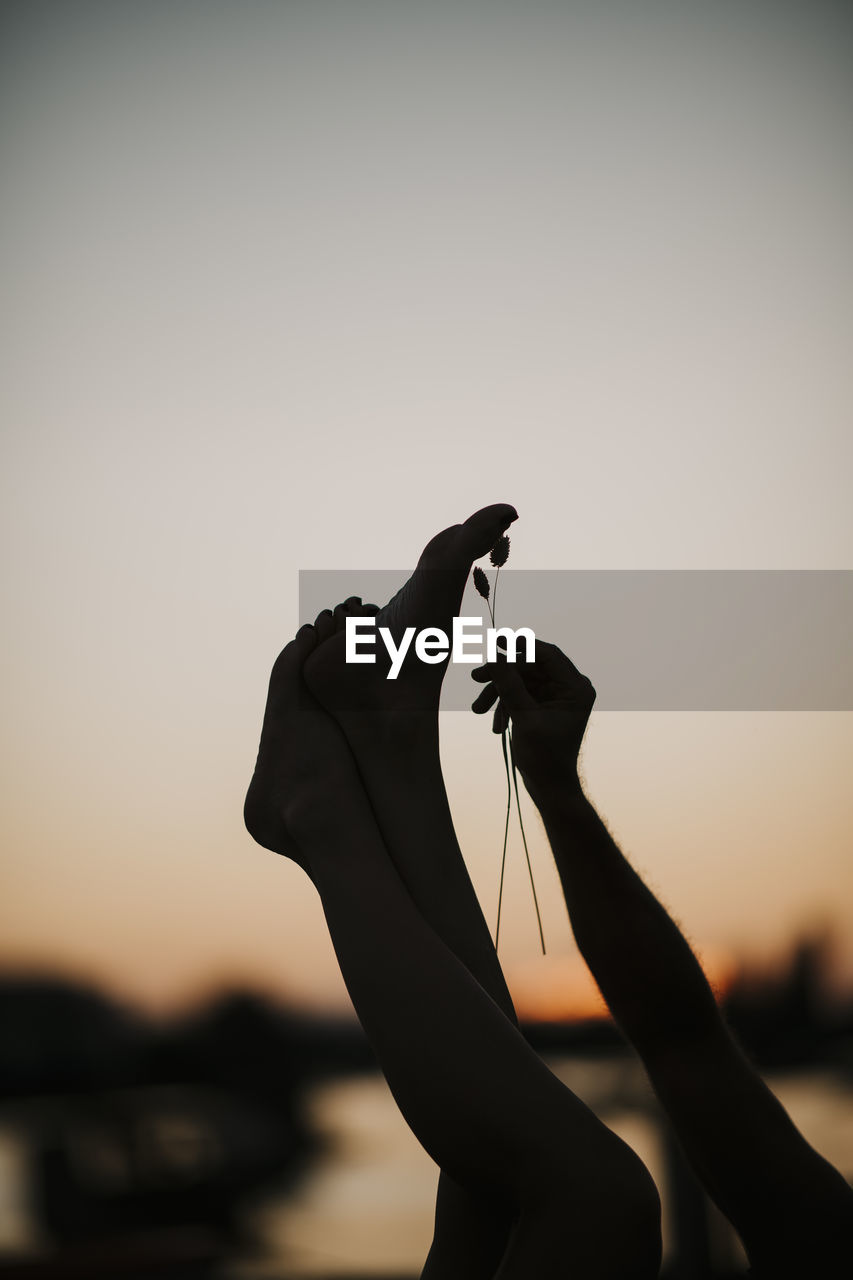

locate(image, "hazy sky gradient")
[[2, 0, 852, 1014]]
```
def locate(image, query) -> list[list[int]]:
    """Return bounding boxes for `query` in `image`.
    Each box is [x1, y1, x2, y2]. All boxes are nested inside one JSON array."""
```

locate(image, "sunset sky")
[[2, 0, 852, 1020]]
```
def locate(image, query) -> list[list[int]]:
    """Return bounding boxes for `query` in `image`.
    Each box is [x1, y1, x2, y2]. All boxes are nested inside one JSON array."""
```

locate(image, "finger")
[[472, 655, 529, 680], [492, 702, 509, 734], [487, 638, 593, 694], [471, 662, 536, 715], [531, 638, 590, 683], [471, 683, 500, 714], [472, 650, 528, 677]]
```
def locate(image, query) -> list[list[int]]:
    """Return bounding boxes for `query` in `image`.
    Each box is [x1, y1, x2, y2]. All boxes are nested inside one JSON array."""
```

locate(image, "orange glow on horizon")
[[507, 946, 738, 1024], [507, 954, 609, 1024]]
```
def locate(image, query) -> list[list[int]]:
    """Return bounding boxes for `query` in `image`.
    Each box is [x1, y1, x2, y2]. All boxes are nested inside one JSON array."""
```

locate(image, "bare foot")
[[304, 503, 517, 719], [244, 613, 359, 873]]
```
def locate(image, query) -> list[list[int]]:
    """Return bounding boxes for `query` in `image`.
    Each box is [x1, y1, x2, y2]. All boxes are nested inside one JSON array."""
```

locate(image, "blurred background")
[[2, 1, 852, 1275]]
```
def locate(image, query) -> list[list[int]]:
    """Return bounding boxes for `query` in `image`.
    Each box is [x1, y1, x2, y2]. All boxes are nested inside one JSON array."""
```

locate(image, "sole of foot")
[[244, 611, 358, 869]]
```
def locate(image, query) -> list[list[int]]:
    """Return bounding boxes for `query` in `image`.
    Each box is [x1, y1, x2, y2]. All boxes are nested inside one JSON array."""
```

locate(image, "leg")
[[246, 623, 661, 1279], [248, 595, 511, 1276], [304, 504, 519, 1014], [312, 599, 517, 1277], [305, 506, 521, 1274]]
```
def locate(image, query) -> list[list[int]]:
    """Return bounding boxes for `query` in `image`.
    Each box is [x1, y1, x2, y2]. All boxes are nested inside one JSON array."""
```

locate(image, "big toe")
[[457, 503, 518, 560], [421, 504, 518, 570]]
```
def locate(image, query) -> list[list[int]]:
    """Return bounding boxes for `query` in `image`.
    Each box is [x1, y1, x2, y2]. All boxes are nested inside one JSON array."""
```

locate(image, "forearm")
[[533, 777, 722, 1054], [538, 782, 853, 1261]]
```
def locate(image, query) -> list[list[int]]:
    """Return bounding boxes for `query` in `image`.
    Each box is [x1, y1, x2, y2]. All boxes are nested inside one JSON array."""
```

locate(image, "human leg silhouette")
[[303, 504, 519, 1008], [248, 505, 522, 1272], [246, 620, 661, 1279], [317, 601, 517, 1280], [302, 505, 522, 1275], [247, 587, 512, 1273], [313, 598, 516, 1277]]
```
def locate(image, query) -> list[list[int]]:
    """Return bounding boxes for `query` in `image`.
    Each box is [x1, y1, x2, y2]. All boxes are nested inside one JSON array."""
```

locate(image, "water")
[[244, 1057, 853, 1276], [4, 1059, 853, 1276]]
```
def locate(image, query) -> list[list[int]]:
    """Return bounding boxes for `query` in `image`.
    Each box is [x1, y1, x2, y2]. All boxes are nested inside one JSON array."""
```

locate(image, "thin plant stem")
[[491, 564, 501, 623], [495, 724, 512, 951], [509, 728, 546, 955]]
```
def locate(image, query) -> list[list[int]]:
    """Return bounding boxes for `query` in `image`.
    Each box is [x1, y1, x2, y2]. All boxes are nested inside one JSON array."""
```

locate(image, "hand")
[[471, 640, 595, 801]]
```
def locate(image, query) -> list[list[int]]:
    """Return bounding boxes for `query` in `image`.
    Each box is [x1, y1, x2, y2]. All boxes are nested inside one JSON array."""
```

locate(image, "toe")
[[292, 622, 318, 655], [273, 623, 317, 681], [332, 597, 364, 629], [313, 609, 335, 643], [330, 597, 380, 630], [458, 504, 518, 560], [419, 504, 518, 572]]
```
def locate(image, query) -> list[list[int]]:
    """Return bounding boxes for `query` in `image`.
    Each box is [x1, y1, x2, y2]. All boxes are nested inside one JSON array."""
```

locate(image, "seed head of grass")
[[490, 535, 510, 567], [473, 565, 490, 600]]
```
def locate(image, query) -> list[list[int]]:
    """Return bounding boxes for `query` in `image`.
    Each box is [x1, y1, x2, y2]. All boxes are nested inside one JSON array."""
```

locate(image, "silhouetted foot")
[[305, 504, 517, 720], [244, 613, 358, 872]]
